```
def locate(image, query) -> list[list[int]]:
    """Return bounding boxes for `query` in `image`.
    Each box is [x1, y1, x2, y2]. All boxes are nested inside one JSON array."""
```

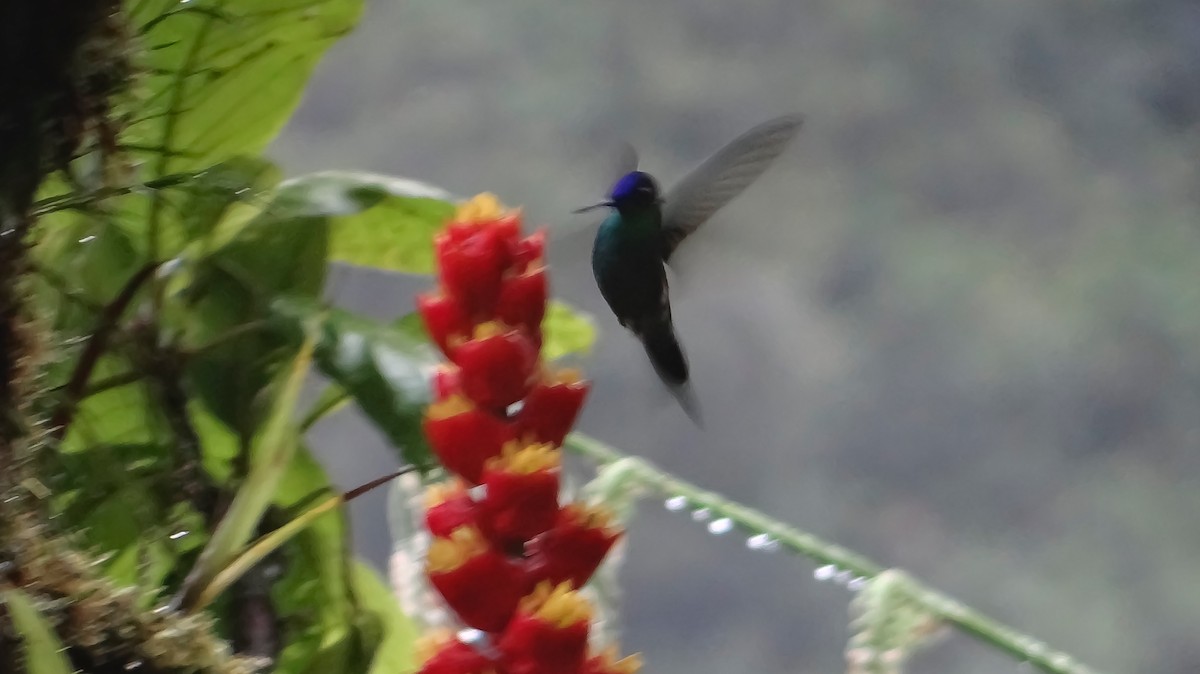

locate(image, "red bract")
[[416, 630, 498, 674], [423, 394, 516, 484], [418, 292, 471, 356], [435, 230, 506, 319], [510, 229, 545, 273], [432, 364, 462, 401], [517, 369, 590, 446], [426, 527, 525, 633], [451, 322, 538, 410], [424, 480, 479, 538], [496, 265, 547, 338], [526, 503, 621, 589], [480, 442, 562, 546], [498, 582, 591, 674]]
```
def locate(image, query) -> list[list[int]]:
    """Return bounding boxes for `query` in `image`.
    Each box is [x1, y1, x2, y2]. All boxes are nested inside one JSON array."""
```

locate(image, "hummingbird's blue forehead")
[[610, 171, 659, 201]]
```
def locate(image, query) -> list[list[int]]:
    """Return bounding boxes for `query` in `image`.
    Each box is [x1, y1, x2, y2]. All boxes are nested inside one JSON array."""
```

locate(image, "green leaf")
[[271, 171, 456, 274], [183, 181, 330, 430], [179, 333, 316, 611], [3, 591, 74, 674], [178, 156, 282, 247], [125, 0, 364, 177], [271, 445, 364, 674], [541, 300, 597, 362], [272, 298, 439, 465], [351, 562, 418, 674]]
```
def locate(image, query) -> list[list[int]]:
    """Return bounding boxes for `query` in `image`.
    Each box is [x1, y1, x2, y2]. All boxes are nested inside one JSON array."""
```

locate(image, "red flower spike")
[[451, 322, 539, 411], [424, 480, 479, 537], [418, 292, 472, 356], [427, 527, 525, 633], [582, 646, 643, 674], [498, 582, 592, 674], [517, 369, 590, 446], [432, 365, 462, 401], [526, 503, 622, 589], [496, 265, 548, 337], [416, 630, 498, 674], [480, 441, 562, 546], [424, 394, 517, 484]]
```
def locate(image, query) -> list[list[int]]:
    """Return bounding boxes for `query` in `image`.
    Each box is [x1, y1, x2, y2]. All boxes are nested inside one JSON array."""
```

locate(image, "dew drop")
[[168, 530, 189, 541], [847, 576, 868, 591], [664, 495, 688, 511], [707, 518, 734, 535], [746, 533, 772, 550], [78, 235, 97, 243], [457, 628, 484, 644], [467, 485, 487, 501], [834, 569, 854, 585], [814, 564, 837, 581], [691, 507, 711, 522]]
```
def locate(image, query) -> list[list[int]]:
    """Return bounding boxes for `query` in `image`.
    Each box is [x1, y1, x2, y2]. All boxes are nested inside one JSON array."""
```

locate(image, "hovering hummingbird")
[[573, 114, 804, 423]]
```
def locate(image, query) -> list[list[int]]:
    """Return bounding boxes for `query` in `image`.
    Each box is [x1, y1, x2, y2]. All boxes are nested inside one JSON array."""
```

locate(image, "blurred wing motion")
[[660, 113, 804, 262], [613, 141, 640, 181]]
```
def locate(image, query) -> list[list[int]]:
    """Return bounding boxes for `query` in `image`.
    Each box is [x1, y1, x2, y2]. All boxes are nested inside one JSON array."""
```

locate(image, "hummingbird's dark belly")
[[592, 234, 667, 328]]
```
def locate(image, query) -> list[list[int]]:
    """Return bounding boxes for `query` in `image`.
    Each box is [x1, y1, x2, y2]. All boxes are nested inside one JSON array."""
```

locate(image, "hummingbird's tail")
[[640, 320, 703, 425]]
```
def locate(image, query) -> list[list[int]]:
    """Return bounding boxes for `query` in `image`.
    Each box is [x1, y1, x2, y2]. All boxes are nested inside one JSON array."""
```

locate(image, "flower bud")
[[498, 582, 591, 674], [426, 526, 525, 633], [417, 292, 472, 356], [517, 369, 590, 446], [424, 480, 479, 538], [480, 441, 562, 546], [525, 503, 621, 589], [423, 394, 516, 484], [496, 265, 547, 338], [451, 322, 538, 410]]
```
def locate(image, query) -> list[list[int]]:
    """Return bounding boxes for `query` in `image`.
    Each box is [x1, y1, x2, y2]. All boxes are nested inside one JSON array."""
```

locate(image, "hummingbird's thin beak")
[[572, 201, 612, 214]]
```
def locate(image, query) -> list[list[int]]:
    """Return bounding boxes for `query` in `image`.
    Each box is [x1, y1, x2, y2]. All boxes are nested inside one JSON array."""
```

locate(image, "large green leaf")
[[3, 591, 74, 674], [118, 0, 361, 257], [125, 0, 363, 177], [272, 298, 439, 465], [271, 171, 456, 274]]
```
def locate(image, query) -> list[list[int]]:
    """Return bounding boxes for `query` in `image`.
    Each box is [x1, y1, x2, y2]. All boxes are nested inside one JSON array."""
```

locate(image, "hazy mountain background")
[[269, 1, 1200, 672]]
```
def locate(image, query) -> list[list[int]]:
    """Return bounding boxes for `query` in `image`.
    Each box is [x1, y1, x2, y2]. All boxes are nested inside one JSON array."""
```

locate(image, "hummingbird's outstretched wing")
[[659, 113, 804, 262]]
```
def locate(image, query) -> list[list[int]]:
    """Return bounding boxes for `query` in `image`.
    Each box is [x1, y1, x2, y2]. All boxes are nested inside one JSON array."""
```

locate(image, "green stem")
[[564, 433, 1102, 674]]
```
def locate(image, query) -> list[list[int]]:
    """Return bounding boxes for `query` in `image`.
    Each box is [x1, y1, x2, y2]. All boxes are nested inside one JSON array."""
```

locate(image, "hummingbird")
[[573, 114, 804, 423]]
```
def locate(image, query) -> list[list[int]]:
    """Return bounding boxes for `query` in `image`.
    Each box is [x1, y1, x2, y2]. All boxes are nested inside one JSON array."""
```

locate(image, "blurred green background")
[[270, 1, 1200, 672]]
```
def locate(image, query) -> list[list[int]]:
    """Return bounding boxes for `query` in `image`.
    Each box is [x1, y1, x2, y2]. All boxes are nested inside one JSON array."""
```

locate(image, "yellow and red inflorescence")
[[415, 194, 639, 674]]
